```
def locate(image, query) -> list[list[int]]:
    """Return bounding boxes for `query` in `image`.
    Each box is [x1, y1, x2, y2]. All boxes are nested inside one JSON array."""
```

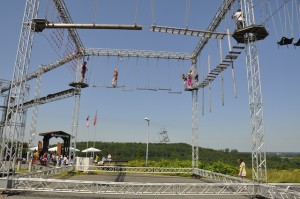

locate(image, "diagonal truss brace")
[[53, 0, 84, 53], [0, 53, 81, 94], [192, 0, 236, 59]]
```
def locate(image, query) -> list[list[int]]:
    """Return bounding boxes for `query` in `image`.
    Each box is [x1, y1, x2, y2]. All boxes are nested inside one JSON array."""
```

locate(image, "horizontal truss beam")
[[10, 178, 300, 198], [84, 48, 192, 60], [19, 88, 80, 110], [0, 53, 80, 94], [151, 25, 227, 39], [31, 19, 142, 31]]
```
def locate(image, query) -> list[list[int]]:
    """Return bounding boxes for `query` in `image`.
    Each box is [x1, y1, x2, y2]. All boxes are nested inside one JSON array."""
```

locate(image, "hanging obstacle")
[[151, 25, 227, 39], [277, 37, 294, 46], [198, 35, 244, 90], [294, 38, 300, 46]]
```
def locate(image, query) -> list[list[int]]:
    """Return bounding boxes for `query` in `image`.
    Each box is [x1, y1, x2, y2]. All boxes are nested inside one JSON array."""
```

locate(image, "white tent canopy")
[[82, 147, 101, 153], [48, 146, 80, 152]]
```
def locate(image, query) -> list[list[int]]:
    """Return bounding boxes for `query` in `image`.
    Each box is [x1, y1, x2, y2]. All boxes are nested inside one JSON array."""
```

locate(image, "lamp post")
[[144, 117, 150, 166]]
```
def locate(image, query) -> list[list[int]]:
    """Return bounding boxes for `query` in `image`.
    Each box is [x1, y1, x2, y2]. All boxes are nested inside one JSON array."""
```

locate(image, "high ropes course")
[[0, 0, 299, 198]]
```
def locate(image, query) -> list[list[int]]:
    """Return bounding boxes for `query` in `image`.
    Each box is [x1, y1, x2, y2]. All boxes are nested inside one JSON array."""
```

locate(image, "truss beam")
[[192, 0, 236, 58], [20, 88, 80, 110], [0, 0, 40, 178], [31, 19, 142, 31], [10, 178, 300, 198], [241, 0, 267, 183], [84, 48, 192, 60], [151, 25, 227, 39], [0, 53, 81, 94], [53, 0, 84, 53]]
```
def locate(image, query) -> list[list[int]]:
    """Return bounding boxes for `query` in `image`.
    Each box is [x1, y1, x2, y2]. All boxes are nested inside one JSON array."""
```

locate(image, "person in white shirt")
[[232, 9, 243, 30]]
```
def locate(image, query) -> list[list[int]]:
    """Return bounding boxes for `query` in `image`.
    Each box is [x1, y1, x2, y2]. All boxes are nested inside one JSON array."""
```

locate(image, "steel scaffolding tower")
[[190, 0, 235, 169], [28, 67, 43, 165], [0, 0, 40, 177], [240, 0, 267, 182]]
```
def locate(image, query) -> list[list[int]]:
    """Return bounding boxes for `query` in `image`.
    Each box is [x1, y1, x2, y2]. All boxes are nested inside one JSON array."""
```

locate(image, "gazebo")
[[39, 131, 71, 157]]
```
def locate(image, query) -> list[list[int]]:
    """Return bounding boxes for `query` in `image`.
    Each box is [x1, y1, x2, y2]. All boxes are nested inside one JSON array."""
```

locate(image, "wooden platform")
[[232, 25, 269, 43], [69, 82, 89, 88]]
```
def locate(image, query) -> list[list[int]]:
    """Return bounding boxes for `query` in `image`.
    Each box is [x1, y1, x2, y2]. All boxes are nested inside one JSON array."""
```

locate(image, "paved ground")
[[1, 173, 251, 199]]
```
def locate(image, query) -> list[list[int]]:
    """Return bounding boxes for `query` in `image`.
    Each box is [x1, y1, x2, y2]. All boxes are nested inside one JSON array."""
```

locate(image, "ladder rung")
[[229, 51, 241, 54], [233, 45, 245, 49], [226, 55, 238, 59], [217, 65, 227, 69], [219, 63, 230, 66]]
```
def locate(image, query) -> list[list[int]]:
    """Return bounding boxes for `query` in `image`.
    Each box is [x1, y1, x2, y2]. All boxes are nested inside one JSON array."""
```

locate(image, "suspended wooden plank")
[[151, 25, 227, 39]]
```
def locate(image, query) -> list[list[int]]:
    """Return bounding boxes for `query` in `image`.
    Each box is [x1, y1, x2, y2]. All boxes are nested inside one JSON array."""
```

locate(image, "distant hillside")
[[76, 141, 300, 169]]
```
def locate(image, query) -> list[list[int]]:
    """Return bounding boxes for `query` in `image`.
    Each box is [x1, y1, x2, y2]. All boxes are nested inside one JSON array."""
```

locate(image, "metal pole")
[[145, 118, 150, 166]]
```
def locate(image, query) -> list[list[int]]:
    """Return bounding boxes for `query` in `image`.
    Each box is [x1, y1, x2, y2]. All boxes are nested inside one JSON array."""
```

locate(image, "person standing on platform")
[[232, 9, 244, 30], [81, 61, 88, 83]]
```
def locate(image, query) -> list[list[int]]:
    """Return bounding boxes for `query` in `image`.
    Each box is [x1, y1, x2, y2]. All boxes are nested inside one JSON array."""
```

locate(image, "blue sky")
[[0, 0, 299, 152]]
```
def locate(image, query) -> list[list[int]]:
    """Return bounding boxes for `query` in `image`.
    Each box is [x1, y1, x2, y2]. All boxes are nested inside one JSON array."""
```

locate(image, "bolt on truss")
[[241, 0, 267, 182], [84, 48, 192, 60], [0, 0, 40, 178]]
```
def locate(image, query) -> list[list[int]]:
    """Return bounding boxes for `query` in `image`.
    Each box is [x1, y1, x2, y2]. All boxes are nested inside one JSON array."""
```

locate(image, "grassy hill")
[[75, 141, 300, 170]]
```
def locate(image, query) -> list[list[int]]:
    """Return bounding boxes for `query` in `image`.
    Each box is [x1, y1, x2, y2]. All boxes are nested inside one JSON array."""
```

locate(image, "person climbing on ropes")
[[238, 159, 247, 179], [112, 68, 118, 88], [181, 73, 187, 90], [81, 61, 88, 83], [232, 9, 244, 30]]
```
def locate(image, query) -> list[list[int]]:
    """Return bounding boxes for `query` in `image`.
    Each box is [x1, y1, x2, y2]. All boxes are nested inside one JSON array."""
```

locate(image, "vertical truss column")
[[17, 86, 30, 159], [69, 88, 81, 161], [191, 59, 199, 169], [0, 0, 40, 177], [28, 67, 43, 160], [242, 0, 267, 182]]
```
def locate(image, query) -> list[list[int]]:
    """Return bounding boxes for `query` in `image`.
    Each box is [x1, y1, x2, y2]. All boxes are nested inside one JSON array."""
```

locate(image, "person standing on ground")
[[238, 159, 246, 178]]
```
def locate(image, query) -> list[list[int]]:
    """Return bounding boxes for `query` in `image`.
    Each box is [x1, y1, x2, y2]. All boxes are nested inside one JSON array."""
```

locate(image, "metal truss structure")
[[151, 25, 228, 39], [0, 0, 40, 177], [16, 165, 73, 179], [241, 0, 267, 182], [20, 88, 80, 110], [192, 0, 236, 59], [8, 177, 300, 198], [81, 166, 193, 174], [52, 0, 84, 53], [0, 53, 80, 94], [0, 0, 294, 197], [0, 166, 296, 198], [84, 48, 192, 60], [158, 128, 170, 143]]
